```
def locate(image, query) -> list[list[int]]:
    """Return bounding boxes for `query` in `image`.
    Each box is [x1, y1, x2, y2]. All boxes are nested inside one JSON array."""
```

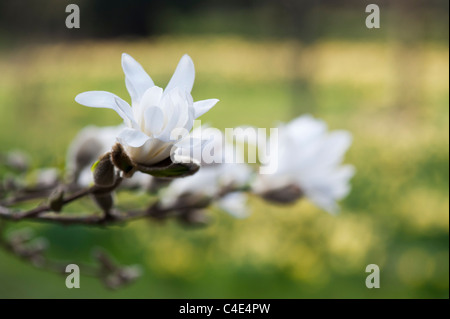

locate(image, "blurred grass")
[[0, 35, 448, 298]]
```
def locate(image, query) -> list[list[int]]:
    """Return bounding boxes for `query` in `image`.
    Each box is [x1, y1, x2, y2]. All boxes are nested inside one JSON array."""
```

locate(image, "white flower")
[[67, 125, 122, 176], [217, 192, 249, 219], [161, 127, 252, 218], [35, 168, 60, 188], [67, 125, 152, 189], [253, 115, 355, 214], [75, 54, 218, 166]]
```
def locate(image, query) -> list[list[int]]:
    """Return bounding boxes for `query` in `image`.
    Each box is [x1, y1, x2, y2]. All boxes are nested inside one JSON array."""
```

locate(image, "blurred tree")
[[280, 0, 321, 116], [0, 0, 448, 41]]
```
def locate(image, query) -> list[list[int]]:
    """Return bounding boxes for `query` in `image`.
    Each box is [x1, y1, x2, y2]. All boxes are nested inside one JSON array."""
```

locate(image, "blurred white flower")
[[66, 125, 121, 177], [35, 168, 60, 188], [75, 54, 218, 166], [67, 125, 152, 189], [217, 192, 249, 219], [161, 127, 252, 218], [253, 115, 355, 214]]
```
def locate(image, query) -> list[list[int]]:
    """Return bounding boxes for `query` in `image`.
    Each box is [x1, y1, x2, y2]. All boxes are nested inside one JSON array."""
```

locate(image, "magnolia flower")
[[34, 168, 60, 188], [216, 192, 249, 219], [67, 125, 152, 189], [252, 115, 355, 214], [75, 54, 218, 166], [161, 127, 252, 218]]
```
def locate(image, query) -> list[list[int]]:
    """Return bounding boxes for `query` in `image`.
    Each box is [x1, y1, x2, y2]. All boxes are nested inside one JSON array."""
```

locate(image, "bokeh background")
[[0, 0, 448, 298]]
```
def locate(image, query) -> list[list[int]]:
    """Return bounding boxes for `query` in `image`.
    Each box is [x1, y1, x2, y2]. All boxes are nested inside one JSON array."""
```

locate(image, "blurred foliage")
[[0, 1, 448, 299]]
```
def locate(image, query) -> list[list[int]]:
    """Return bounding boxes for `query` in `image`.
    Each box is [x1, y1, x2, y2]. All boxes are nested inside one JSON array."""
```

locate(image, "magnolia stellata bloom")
[[216, 192, 249, 219], [67, 125, 152, 189], [253, 115, 355, 214], [75, 54, 219, 166], [34, 168, 60, 188], [161, 127, 252, 218]]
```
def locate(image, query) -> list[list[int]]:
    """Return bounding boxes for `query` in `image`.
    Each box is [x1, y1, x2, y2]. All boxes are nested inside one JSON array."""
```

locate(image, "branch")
[[0, 177, 245, 226], [0, 161, 247, 289], [0, 222, 141, 289], [0, 176, 122, 220]]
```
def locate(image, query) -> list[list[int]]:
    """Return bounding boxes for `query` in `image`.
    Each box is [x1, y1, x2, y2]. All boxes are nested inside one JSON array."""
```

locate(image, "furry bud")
[[91, 193, 114, 213], [260, 184, 303, 204], [111, 143, 135, 177], [48, 187, 65, 212], [93, 153, 115, 187]]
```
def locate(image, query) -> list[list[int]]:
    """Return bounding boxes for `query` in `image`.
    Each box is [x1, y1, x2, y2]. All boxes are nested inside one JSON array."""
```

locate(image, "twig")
[[0, 222, 140, 289], [0, 177, 244, 226], [0, 169, 246, 289], [0, 176, 123, 220]]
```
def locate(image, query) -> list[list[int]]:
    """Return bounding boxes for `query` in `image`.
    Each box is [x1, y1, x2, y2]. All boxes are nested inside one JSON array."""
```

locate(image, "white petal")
[[158, 98, 182, 141], [175, 137, 204, 149], [66, 124, 125, 175], [141, 86, 164, 107], [77, 167, 94, 187], [114, 97, 138, 128], [171, 89, 193, 130], [193, 99, 219, 118], [122, 53, 154, 105], [135, 86, 163, 125], [308, 193, 339, 215], [221, 163, 253, 187], [286, 115, 327, 148], [75, 91, 119, 109], [126, 138, 174, 165], [75, 91, 135, 126], [144, 106, 164, 136], [218, 192, 250, 219], [117, 128, 149, 148], [174, 136, 210, 163], [325, 131, 353, 160], [182, 104, 196, 133], [327, 165, 355, 198], [165, 54, 195, 94]]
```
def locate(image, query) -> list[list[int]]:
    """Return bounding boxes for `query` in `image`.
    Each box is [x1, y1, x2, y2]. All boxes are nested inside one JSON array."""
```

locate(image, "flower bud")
[[259, 184, 303, 204], [48, 187, 65, 212], [135, 155, 200, 179], [111, 143, 135, 177], [178, 209, 210, 227], [119, 265, 142, 282], [4, 151, 29, 172], [147, 177, 171, 193], [36, 168, 60, 188], [7, 228, 34, 245], [91, 193, 114, 213], [93, 153, 115, 187], [73, 139, 103, 171]]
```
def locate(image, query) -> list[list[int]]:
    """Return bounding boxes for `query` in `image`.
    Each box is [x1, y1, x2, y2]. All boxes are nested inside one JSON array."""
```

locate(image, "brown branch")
[[0, 152, 250, 290], [0, 202, 208, 226], [0, 177, 246, 227], [0, 176, 123, 221], [0, 222, 141, 289], [0, 170, 247, 290]]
